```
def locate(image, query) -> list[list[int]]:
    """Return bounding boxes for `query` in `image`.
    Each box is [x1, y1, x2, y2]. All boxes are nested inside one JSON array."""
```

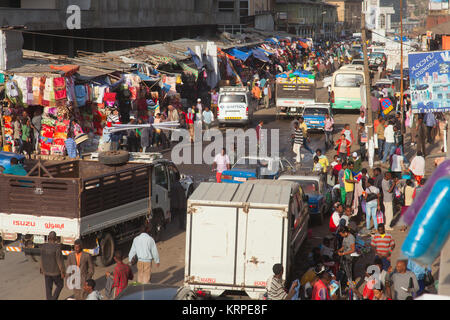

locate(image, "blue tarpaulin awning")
[[187, 47, 204, 69], [133, 70, 160, 82], [251, 49, 270, 62], [226, 48, 251, 61], [265, 38, 278, 45], [255, 47, 273, 56]]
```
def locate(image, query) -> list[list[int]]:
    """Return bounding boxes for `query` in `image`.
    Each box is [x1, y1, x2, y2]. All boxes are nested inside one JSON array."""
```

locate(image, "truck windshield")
[[297, 181, 319, 193], [334, 73, 364, 88], [219, 95, 246, 103], [233, 159, 277, 175], [303, 108, 328, 115]]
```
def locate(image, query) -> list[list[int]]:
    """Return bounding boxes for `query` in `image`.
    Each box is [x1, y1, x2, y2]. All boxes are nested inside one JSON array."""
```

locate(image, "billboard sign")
[[408, 50, 450, 113], [429, 0, 449, 10]]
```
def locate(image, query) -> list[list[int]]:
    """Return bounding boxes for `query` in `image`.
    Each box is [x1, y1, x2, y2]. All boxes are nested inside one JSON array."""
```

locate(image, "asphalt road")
[[0, 84, 440, 299]]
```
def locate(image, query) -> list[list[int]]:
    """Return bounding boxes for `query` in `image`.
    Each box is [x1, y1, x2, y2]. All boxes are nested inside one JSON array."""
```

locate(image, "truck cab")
[[217, 86, 254, 126], [278, 174, 332, 225], [301, 103, 332, 131]]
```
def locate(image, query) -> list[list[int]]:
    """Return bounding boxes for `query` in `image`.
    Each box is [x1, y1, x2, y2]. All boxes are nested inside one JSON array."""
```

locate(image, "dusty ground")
[[0, 83, 442, 299]]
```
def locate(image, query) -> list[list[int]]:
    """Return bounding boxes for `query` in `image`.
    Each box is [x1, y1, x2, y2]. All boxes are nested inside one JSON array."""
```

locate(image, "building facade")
[[327, 0, 363, 35], [275, 0, 338, 40], [0, 0, 217, 55], [363, 0, 395, 41]]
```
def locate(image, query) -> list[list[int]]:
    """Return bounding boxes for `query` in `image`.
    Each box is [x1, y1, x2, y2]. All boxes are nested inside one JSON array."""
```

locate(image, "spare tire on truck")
[[98, 150, 129, 165]]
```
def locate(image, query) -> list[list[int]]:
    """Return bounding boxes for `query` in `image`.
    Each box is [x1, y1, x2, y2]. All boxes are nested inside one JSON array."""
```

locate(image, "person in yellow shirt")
[[298, 116, 314, 154], [316, 148, 329, 185], [344, 162, 356, 207]]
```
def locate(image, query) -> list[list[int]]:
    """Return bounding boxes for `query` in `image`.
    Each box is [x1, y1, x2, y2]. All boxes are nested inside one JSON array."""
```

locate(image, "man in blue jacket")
[[128, 224, 160, 284]]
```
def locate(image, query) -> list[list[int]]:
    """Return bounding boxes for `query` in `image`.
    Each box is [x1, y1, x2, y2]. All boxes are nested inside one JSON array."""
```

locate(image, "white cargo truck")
[[217, 86, 255, 127], [184, 180, 309, 299]]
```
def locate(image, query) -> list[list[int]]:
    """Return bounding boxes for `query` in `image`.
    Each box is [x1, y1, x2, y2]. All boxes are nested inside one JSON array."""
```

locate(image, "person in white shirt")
[[390, 148, 405, 179], [213, 148, 230, 183], [382, 121, 395, 163], [196, 98, 203, 115], [356, 110, 366, 125], [84, 279, 103, 300], [329, 203, 343, 233], [409, 151, 425, 184]]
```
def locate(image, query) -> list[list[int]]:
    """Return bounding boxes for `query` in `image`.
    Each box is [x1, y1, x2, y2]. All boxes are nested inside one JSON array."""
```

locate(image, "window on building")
[[219, 0, 235, 12], [0, 0, 20, 7], [380, 14, 386, 29], [240, 0, 249, 17]]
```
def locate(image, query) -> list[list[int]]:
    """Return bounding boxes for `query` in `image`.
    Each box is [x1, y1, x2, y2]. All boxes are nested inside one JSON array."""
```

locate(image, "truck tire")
[[98, 150, 129, 165], [99, 233, 115, 267], [150, 211, 165, 242], [318, 208, 325, 226]]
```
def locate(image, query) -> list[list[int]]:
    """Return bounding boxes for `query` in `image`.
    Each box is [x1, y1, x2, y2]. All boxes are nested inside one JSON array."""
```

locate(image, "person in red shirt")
[[311, 268, 332, 300], [106, 251, 134, 298]]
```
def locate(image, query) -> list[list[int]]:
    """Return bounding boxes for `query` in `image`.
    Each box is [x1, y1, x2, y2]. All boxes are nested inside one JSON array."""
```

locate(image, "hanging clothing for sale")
[[75, 85, 87, 107]]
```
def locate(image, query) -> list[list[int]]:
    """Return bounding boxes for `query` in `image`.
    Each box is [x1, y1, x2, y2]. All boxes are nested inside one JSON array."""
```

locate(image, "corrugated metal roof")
[[189, 180, 297, 206]]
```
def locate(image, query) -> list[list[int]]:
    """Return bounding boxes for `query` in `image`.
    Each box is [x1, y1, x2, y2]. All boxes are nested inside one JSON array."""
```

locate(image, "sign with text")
[[408, 50, 450, 113]]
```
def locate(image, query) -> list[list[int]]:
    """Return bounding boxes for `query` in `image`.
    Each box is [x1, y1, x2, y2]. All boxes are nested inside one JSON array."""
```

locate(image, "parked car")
[[301, 103, 333, 131], [369, 52, 387, 70], [278, 173, 333, 224], [351, 59, 364, 66], [0, 151, 25, 173], [221, 156, 295, 184]]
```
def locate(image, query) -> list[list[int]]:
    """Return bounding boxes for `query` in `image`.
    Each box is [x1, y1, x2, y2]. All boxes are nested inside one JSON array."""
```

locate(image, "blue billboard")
[[408, 50, 450, 113]]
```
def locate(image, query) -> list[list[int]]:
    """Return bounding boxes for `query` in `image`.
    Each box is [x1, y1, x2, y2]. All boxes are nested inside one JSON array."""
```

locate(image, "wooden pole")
[[400, 0, 405, 134], [361, 13, 373, 140]]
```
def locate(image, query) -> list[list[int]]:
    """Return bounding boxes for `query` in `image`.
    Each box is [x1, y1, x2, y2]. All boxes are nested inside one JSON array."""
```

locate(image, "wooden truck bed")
[[0, 160, 151, 219]]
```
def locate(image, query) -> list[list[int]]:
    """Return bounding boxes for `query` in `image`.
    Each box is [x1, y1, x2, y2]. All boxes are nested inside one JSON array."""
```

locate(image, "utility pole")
[[361, 13, 373, 141], [400, 0, 405, 134]]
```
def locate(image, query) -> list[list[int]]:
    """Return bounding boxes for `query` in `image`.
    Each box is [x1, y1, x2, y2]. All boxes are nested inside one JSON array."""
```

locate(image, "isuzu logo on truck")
[[12, 220, 35, 227]]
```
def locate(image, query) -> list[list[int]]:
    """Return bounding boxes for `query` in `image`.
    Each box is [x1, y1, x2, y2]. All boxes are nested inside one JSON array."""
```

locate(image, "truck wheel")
[[318, 208, 324, 225], [150, 211, 165, 242], [99, 233, 115, 267], [98, 150, 129, 165]]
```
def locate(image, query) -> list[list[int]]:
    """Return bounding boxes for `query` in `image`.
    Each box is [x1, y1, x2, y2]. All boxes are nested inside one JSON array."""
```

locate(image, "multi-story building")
[[216, 0, 277, 32], [275, 0, 338, 40], [362, 0, 395, 41], [326, 0, 362, 35], [0, 0, 217, 56], [379, 0, 407, 23]]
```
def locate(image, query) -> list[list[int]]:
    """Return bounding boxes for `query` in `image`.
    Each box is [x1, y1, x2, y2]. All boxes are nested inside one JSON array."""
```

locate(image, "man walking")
[[376, 118, 386, 160], [298, 116, 314, 155], [202, 106, 214, 141], [387, 260, 419, 300], [106, 251, 134, 298], [31, 110, 42, 153], [416, 117, 427, 156], [40, 231, 65, 300], [324, 113, 334, 150], [344, 162, 356, 208], [382, 121, 395, 163], [213, 148, 230, 183], [424, 112, 436, 144], [292, 122, 303, 164], [339, 162, 348, 204], [128, 224, 160, 284], [370, 224, 395, 270], [66, 239, 94, 300], [382, 172, 397, 230]]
